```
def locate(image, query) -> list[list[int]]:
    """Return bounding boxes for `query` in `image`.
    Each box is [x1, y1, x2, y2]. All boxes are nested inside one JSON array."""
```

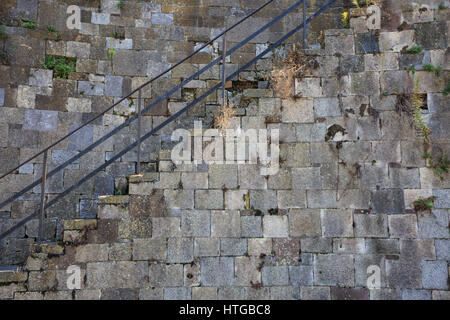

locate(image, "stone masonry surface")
[[0, 0, 449, 300]]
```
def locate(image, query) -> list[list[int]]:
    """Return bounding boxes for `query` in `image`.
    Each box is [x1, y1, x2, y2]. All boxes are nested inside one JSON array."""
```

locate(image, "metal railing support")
[[303, 0, 307, 49], [221, 35, 227, 106], [136, 89, 142, 174], [38, 150, 48, 242]]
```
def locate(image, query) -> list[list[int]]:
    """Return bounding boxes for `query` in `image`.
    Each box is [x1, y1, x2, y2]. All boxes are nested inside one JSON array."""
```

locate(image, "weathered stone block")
[[354, 214, 388, 237], [241, 216, 262, 237], [314, 254, 354, 287], [386, 260, 421, 289], [181, 210, 210, 237], [422, 261, 448, 290], [418, 210, 449, 238], [289, 266, 313, 286], [371, 189, 405, 214], [194, 238, 220, 257], [388, 214, 419, 238], [234, 256, 261, 286], [23, 109, 58, 132], [320, 209, 353, 237], [263, 216, 288, 238], [248, 238, 272, 256], [211, 211, 240, 238], [200, 257, 234, 286], [167, 238, 193, 263], [133, 238, 166, 261], [195, 190, 223, 210], [289, 209, 321, 237], [262, 266, 289, 286], [282, 99, 314, 123], [149, 263, 183, 287]]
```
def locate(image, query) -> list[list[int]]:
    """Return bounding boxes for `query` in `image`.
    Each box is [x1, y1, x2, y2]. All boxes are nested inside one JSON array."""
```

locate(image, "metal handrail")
[[0, 0, 303, 211], [0, 0, 275, 182], [0, 0, 339, 242]]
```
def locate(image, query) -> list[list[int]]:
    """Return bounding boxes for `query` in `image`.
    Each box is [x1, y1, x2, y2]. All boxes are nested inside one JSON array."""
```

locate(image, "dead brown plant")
[[270, 43, 318, 99], [214, 101, 236, 133]]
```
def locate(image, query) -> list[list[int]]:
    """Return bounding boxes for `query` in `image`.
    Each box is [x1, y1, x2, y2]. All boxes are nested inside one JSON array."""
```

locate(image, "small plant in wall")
[[108, 49, 116, 65], [406, 44, 422, 54], [424, 63, 442, 76], [41, 55, 76, 79], [411, 77, 431, 143], [341, 11, 350, 28], [443, 82, 450, 96], [424, 152, 450, 181], [117, 1, 124, 9], [413, 196, 436, 212], [19, 19, 37, 30]]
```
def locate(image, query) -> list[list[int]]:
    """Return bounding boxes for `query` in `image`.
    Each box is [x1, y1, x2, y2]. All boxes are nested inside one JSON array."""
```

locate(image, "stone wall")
[[0, 0, 449, 299], [0, 0, 347, 265]]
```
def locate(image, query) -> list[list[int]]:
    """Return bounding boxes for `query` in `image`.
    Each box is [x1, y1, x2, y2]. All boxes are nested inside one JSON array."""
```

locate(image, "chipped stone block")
[[208, 164, 238, 189], [225, 190, 248, 210], [379, 30, 415, 52], [234, 256, 261, 286], [164, 190, 194, 209]]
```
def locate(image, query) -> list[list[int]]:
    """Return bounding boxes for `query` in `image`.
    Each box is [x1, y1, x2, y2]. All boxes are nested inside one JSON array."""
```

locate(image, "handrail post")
[[303, 0, 307, 49], [136, 89, 142, 174], [221, 35, 227, 106], [38, 150, 48, 242]]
